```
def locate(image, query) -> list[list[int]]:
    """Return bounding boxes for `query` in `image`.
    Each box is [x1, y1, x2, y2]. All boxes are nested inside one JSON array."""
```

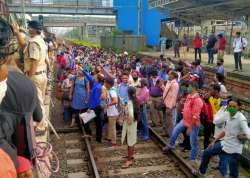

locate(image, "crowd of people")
[[160, 31, 247, 72], [56, 36, 250, 177], [0, 17, 250, 178]]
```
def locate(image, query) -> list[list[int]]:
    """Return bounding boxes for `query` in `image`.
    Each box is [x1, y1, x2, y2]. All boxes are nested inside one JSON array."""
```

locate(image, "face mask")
[[188, 86, 193, 94], [217, 63, 221, 66], [0, 79, 7, 104], [228, 107, 237, 116]]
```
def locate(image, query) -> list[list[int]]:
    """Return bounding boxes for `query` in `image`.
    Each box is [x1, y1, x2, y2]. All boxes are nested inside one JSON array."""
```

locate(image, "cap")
[[17, 156, 31, 174], [0, 18, 17, 60], [27, 20, 43, 31], [124, 51, 128, 55]]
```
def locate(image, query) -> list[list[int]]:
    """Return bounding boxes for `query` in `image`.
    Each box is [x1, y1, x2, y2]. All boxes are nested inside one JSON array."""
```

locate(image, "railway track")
[[50, 125, 197, 178], [89, 127, 196, 178], [50, 126, 100, 178]]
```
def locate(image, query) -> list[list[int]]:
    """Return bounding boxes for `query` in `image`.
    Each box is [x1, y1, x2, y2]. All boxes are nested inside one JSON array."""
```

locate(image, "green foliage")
[[69, 39, 100, 48], [111, 28, 124, 37]]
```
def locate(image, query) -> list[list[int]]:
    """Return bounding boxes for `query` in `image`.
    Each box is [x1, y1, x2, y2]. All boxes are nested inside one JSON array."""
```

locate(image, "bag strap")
[[162, 82, 173, 103]]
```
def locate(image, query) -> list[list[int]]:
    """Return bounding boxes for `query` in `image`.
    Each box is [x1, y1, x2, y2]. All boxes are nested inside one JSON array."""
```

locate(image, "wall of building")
[[113, 0, 166, 46]]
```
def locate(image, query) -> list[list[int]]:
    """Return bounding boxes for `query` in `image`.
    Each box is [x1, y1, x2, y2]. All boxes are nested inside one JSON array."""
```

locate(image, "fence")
[[100, 35, 146, 51]]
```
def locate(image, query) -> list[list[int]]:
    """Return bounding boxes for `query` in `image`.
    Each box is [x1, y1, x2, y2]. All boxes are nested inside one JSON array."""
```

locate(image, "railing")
[[10, 0, 113, 8], [148, 0, 179, 9]]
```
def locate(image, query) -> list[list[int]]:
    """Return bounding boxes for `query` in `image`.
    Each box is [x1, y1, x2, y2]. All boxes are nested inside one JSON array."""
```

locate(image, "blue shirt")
[[83, 71, 94, 89], [159, 71, 168, 82], [89, 83, 102, 109], [217, 65, 224, 76], [118, 83, 129, 105]]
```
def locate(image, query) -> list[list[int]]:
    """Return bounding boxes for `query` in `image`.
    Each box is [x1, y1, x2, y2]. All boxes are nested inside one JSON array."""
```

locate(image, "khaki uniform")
[[24, 35, 48, 130]]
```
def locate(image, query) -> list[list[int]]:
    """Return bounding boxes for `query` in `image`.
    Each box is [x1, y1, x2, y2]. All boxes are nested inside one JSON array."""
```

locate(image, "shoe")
[[142, 137, 150, 141], [104, 138, 111, 142], [162, 145, 172, 153], [161, 133, 169, 137], [240, 69, 243, 72], [82, 134, 92, 138], [188, 160, 199, 168], [108, 143, 118, 148], [233, 69, 238, 72], [198, 170, 205, 177]]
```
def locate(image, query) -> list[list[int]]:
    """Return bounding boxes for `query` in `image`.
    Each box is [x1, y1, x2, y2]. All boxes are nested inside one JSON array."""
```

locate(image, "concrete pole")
[[21, 0, 25, 26], [85, 23, 88, 39], [81, 26, 84, 40]]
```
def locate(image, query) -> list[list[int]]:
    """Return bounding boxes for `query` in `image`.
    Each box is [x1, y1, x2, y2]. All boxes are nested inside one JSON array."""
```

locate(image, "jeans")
[[207, 48, 214, 64], [63, 106, 72, 123], [168, 120, 200, 160], [234, 52, 242, 70], [174, 47, 180, 58], [94, 106, 104, 142], [203, 122, 215, 149], [161, 43, 166, 55], [195, 48, 201, 60], [199, 142, 240, 178], [140, 104, 149, 139]]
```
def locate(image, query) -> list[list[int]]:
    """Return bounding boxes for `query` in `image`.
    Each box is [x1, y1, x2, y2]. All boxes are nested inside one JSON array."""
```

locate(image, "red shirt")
[[203, 102, 213, 123], [193, 37, 202, 48], [183, 93, 203, 127], [218, 37, 226, 50]]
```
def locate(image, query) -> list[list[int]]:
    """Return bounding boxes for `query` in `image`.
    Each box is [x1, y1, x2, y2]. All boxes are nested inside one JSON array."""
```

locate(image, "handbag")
[[156, 83, 173, 110], [79, 110, 96, 124]]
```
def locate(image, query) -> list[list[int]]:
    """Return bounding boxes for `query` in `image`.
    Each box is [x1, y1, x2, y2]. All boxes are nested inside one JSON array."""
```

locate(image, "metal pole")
[[137, 0, 141, 35], [229, 22, 234, 54]]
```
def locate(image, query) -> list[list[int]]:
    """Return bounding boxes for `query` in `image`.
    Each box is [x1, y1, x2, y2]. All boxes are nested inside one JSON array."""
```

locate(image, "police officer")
[[14, 20, 49, 131]]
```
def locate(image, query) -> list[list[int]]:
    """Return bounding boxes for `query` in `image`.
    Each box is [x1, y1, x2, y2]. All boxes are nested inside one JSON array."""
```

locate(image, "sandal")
[[122, 156, 134, 160], [122, 160, 133, 168], [82, 135, 92, 138]]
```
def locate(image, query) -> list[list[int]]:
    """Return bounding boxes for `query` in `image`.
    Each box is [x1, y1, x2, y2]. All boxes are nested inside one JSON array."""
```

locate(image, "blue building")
[[113, 0, 166, 46]]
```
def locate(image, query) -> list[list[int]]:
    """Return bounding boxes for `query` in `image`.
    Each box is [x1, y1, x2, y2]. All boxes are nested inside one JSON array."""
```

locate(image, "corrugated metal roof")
[[149, 0, 250, 24]]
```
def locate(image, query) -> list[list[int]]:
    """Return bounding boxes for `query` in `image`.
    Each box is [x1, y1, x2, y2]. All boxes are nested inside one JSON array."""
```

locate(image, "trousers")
[[31, 73, 48, 130]]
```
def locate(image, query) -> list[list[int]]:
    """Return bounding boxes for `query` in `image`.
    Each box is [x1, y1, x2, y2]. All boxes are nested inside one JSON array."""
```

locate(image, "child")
[[121, 86, 139, 168], [61, 73, 73, 127]]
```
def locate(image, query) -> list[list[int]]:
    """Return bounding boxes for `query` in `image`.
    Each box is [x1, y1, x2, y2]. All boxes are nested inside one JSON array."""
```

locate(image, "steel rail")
[[149, 126, 198, 178], [80, 125, 100, 178]]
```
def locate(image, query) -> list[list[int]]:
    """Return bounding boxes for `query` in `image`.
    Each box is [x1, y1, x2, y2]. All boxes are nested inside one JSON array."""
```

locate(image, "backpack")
[[241, 38, 246, 50]]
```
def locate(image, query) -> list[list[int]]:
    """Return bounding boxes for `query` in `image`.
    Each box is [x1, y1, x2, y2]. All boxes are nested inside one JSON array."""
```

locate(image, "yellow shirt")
[[209, 96, 221, 116], [101, 85, 107, 100]]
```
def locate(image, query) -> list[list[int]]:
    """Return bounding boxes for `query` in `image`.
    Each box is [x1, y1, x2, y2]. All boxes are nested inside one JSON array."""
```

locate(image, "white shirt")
[[107, 88, 119, 117], [221, 111, 250, 154], [233, 37, 248, 53], [218, 82, 227, 95], [213, 106, 229, 138]]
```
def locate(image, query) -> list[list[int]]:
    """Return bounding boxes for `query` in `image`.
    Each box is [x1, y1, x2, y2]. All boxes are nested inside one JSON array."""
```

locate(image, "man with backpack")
[[233, 32, 248, 72]]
